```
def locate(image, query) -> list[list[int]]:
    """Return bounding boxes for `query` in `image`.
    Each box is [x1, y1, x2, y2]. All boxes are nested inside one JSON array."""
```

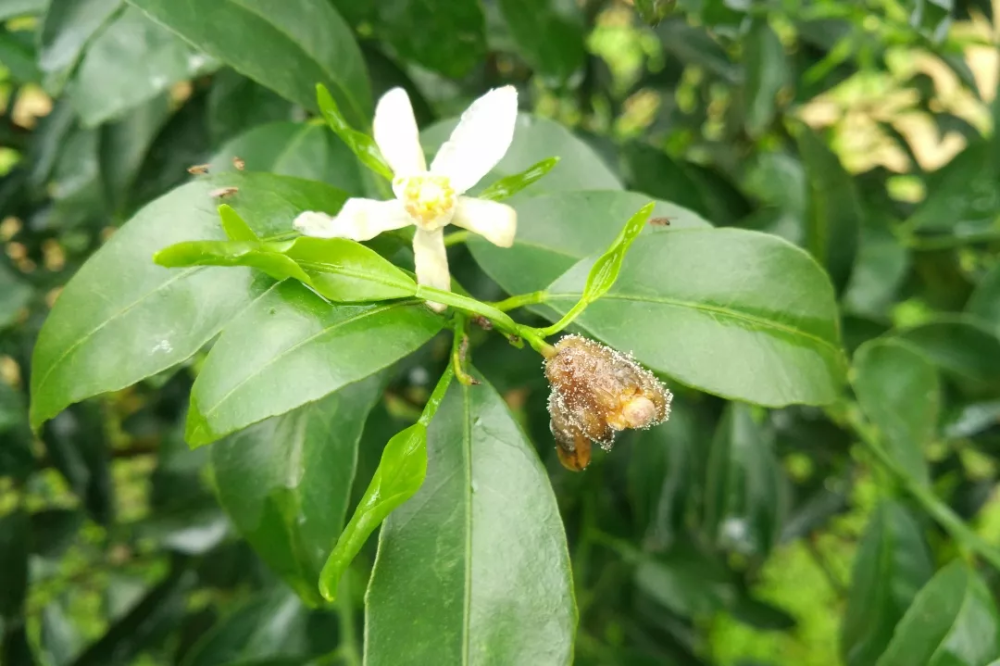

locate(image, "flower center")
[[397, 174, 456, 230]]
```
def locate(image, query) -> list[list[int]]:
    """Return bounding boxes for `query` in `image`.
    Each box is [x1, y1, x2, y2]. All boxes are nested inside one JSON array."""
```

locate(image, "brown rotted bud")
[[544, 335, 672, 471]]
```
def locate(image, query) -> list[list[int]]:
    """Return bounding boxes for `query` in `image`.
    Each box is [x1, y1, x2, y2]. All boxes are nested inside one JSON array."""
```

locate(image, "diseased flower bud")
[[544, 335, 672, 471]]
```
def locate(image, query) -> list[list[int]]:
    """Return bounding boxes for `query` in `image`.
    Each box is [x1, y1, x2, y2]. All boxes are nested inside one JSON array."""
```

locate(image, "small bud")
[[545, 335, 672, 471]]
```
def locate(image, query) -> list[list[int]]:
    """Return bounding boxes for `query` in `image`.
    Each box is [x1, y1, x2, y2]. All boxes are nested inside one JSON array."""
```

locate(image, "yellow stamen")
[[399, 174, 456, 230]]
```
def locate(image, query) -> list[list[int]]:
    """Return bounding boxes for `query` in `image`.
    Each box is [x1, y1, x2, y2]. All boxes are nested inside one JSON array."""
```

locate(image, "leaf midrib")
[[547, 291, 840, 354]]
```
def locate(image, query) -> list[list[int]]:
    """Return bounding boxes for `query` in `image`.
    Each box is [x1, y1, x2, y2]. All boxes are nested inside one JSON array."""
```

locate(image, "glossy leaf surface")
[[364, 372, 576, 665], [185, 281, 442, 446], [544, 229, 846, 407], [128, 0, 371, 125], [30, 172, 348, 431]]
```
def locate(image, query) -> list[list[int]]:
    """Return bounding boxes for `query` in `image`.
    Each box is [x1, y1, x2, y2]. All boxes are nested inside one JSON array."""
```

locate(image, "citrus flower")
[[293, 85, 519, 311]]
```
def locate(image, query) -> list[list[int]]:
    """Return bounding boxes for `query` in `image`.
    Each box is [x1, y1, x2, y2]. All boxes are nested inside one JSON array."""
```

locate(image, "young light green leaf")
[[153, 240, 311, 284], [583, 202, 655, 303], [319, 422, 428, 601], [316, 83, 394, 182], [218, 204, 259, 241], [281, 236, 417, 302], [478, 157, 560, 202], [318, 366, 454, 601], [155, 236, 418, 303]]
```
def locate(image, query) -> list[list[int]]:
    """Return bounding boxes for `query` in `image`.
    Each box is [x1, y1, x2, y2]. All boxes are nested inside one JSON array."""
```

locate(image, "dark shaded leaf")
[[841, 501, 934, 666], [211, 378, 381, 605]]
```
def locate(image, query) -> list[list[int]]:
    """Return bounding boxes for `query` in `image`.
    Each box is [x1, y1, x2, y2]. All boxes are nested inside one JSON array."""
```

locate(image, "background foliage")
[[2, 0, 1000, 664]]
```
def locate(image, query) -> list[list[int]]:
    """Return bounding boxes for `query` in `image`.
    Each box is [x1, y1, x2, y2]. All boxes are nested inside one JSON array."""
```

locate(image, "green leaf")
[[0, 29, 40, 83], [967, 263, 1000, 335], [127, 0, 371, 125], [319, 422, 427, 601], [0, 511, 28, 621], [0, 263, 31, 331], [38, 0, 120, 93], [841, 501, 934, 666], [703, 404, 784, 558], [894, 317, 1000, 396], [421, 115, 622, 199], [842, 223, 910, 319], [497, 0, 585, 81], [877, 560, 1000, 666], [853, 339, 939, 486], [185, 281, 442, 446], [218, 205, 259, 242], [656, 17, 739, 81], [795, 123, 862, 293], [30, 172, 348, 431], [181, 589, 311, 666], [469, 190, 709, 296], [68, 7, 218, 127], [743, 18, 788, 137], [582, 202, 654, 304], [212, 378, 380, 606], [153, 240, 312, 283], [905, 140, 1000, 243], [634, 544, 735, 618], [478, 157, 560, 202], [281, 237, 418, 301], [364, 371, 576, 664], [206, 68, 293, 145], [542, 228, 846, 407], [316, 84, 393, 182], [209, 121, 366, 196], [375, 0, 486, 78]]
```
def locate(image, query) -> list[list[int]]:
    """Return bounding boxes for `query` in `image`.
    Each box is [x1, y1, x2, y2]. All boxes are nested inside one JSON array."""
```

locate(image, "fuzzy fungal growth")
[[544, 335, 672, 471]]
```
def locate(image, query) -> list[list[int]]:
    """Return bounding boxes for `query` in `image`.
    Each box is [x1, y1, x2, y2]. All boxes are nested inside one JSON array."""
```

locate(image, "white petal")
[[373, 88, 426, 178], [430, 85, 518, 194], [293, 199, 411, 241], [451, 197, 517, 247], [413, 228, 449, 311]]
